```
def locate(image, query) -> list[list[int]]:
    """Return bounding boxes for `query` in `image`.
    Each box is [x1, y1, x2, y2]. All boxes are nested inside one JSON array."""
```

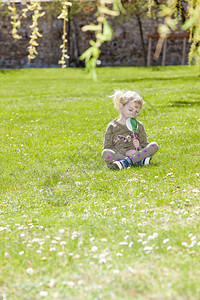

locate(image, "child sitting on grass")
[[102, 90, 159, 170]]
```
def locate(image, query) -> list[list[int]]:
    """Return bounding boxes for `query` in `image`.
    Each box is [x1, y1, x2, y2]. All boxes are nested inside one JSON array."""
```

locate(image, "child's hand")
[[133, 138, 140, 150], [126, 149, 137, 156]]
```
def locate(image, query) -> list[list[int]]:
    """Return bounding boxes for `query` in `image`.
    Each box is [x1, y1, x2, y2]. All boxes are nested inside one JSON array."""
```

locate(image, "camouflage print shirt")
[[103, 119, 149, 155]]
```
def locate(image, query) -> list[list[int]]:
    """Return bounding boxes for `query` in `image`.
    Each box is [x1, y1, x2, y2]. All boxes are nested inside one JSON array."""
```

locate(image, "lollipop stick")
[[132, 131, 139, 151]]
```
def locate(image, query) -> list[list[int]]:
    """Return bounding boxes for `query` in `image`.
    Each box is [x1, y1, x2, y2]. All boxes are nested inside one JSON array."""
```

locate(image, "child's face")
[[119, 100, 141, 120]]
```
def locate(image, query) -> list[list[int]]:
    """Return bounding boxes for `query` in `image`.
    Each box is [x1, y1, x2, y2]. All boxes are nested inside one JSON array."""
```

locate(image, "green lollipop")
[[126, 118, 138, 132]]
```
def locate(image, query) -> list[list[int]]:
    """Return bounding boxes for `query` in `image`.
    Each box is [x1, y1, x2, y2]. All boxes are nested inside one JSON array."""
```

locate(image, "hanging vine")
[[152, 0, 200, 64], [25, 0, 45, 62], [8, 2, 22, 40], [8, 0, 45, 62], [154, 0, 179, 59], [5, 0, 200, 72], [147, 0, 154, 16], [57, 1, 72, 68], [183, 0, 200, 63], [80, 0, 125, 80]]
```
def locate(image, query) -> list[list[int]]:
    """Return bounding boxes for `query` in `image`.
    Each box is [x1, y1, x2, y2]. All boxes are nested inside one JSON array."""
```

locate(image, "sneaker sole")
[[113, 161, 122, 170], [144, 157, 151, 165]]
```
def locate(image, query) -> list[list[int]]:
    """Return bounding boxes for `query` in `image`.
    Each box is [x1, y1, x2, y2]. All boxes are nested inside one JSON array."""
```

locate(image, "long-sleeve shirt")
[[103, 119, 149, 156]]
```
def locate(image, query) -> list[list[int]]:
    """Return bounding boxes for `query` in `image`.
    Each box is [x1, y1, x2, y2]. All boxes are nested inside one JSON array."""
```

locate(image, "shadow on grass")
[[42, 158, 160, 207], [169, 101, 200, 107], [114, 75, 200, 83], [0, 69, 23, 75]]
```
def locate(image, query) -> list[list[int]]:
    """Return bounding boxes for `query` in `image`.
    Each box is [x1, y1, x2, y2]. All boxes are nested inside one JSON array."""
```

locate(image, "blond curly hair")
[[111, 90, 144, 109]]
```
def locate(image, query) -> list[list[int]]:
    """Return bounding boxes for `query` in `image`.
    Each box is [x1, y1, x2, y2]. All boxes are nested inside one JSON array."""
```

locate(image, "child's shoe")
[[143, 157, 151, 165], [136, 157, 151, 166], [113, 156, 151, 170], [113, 157, 133, 170]]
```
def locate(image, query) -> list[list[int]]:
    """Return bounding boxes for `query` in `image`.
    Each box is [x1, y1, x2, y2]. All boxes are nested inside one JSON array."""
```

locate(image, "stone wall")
[[0, 3, 191, 69]]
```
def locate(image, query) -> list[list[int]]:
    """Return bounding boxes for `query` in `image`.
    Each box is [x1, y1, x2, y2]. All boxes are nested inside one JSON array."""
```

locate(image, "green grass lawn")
[[0, 66, 200, 300]]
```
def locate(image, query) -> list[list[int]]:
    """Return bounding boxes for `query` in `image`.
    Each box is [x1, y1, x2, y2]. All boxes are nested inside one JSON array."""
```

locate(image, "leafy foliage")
[[154, 0, 200, 63], [183, 0, 200, 63], [26, 0, 45, 61], [80, 0, 125, 80], [57, 1, 72, 68], [4, 0, 200, 76], [8, 2, 21, 40]]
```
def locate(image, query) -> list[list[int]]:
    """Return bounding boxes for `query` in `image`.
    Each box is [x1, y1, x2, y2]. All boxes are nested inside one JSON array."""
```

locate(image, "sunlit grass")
[[0, 66, 200, 299]]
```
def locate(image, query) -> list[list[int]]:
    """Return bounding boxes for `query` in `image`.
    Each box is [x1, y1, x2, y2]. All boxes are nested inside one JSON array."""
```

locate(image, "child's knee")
[[149, 142, 159, 153], [102, 149, 115, 163], [102, 149, 109, 160]]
